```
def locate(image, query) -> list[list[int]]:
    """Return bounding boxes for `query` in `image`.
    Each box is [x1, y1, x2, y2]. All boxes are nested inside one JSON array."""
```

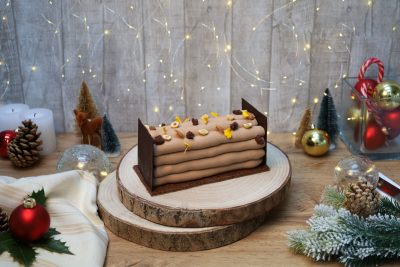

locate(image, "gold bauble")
[[346, 106, 361, 126], [301, 129, 330, 156], [373, 80, 400, 110]]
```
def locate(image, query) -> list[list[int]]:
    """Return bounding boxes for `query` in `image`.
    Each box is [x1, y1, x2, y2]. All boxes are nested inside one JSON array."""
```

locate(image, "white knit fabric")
[[0, 170, 108, 267]]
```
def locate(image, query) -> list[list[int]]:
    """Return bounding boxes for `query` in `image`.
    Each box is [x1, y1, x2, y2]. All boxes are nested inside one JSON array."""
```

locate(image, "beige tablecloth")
[[0, 170, 108, 267]]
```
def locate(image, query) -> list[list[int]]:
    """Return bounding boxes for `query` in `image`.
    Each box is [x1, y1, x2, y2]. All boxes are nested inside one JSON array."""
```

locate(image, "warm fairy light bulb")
[[252, 27, 256, 31], [66, 58, 70, 62], [2, 16, 6, 21], [334, 84, 338, 89], [130, 5, 134, 10], [104, 29, 110, 35], [198, 103, 202, 107], [224, 44, 231, 52], [283, 75, 287, 79], [267, 131, 270, 135], [367, 0, 372, 6], [6, 80, 10, 85], [255, 70, 260, 75], [207, 64, 211, 68], [168, 105, 173, 111], [292, 98, 297, 104], [314, 97, 319, 104], [393, 26, 396, 32], [185, 34, 191, 40], [250, 84, 255, 87], [82, 70, 85, 74], [163, 75, 167, 79], [136, 33, 140, 39], [339, 32, 343, 37], [292, 132, 296, 136], [226, 0, 232, 7], [217, 87, 221, 91], [173, 79, 178, 83], [316, 6, 320, 11], [304, 43, 311, 50], [147, 63, 151, 67], [154, 106, 159, 113], [264, 111, 268, 115], [298, 82, 303, 86], [143, 79, 146, 83], [31, 65, 37, 71], [170, 73, 174, 78], [342, 74, 347, 78], [328, 45, 332, 50], [159, 59, 163, 63], [0, 61, 2, 65], [78, 54, 82, 59], [201, 86, 205, 90], [180, 96, 184, 100], [127, 88, 130, 92], [61, 74, 65, 78], [92, 74, 96, 78], [77, 162, 85, 169]]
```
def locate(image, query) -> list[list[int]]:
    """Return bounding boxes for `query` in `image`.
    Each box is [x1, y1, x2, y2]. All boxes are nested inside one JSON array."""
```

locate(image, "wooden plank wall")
[[0, 0, 399, 133]]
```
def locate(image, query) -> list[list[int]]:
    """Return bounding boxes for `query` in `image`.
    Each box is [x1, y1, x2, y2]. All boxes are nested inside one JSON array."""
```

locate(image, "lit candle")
[[20, 108, 56, 155], [0, 104, 30, 131]]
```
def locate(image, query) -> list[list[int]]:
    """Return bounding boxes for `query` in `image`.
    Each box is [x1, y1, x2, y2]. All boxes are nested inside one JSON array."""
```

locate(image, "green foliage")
[[379, 197, 400, 217], [101, 114, 121, 155], [0, 231, 37, 267], [321, 185, 345, 209], [34, 228, 73, 255], [28, 188, 47, 206], [288, 204, 400, 266], [317, 88, 339, 144]]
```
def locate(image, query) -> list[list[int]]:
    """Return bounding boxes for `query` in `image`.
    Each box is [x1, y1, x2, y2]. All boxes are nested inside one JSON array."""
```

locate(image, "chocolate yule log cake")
[[134, 99, 269, 195]]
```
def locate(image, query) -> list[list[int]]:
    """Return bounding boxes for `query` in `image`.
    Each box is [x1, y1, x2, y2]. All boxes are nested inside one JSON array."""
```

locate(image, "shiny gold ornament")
[[301, 129, 330, 156], [346, 106, 361, 126], [373, 80, 400, 110]]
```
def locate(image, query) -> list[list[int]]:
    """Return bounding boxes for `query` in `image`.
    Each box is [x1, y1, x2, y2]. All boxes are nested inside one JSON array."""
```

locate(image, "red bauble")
[[382, 108, 400, 130], [355, 79, 377, 97], [363, 121, 386, 150], [0, 130, 17, 158], [387, 127, 400, 140], [9, 198, 50, 242]]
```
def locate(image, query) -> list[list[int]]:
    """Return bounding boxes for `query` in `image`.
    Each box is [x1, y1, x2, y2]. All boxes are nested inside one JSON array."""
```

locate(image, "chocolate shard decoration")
[[242, 98, 268, 166], [137, 118, 154, 191]]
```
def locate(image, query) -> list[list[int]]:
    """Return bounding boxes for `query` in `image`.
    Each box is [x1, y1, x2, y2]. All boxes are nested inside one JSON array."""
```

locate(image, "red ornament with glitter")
[[363, 121, 386, 150], [9, 197, 50, 242], [0, 130, 17, 158]]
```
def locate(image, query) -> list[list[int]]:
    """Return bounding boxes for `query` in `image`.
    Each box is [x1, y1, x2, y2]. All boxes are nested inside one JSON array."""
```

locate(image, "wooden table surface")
[[1, 133, 399, 267]]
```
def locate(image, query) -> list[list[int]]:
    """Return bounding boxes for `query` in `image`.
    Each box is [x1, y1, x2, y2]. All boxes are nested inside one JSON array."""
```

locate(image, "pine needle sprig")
[[321, 186, 345, 209], [378, 197, 400, 217]]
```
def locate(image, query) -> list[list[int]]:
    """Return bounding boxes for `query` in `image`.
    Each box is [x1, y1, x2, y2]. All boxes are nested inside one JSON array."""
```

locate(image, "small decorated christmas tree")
[[294, 106, 312, 148], [101, 114, 121, 157], [317, 88, 339, 145], [76, 81, 99, 118]]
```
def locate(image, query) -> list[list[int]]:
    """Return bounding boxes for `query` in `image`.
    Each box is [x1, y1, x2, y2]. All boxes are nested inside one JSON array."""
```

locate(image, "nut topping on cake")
[[192, 118, 199, 126], [243, 122, 252, 129], [149, 125, 157, 131], [232, 110, 242, 115], [154, 135, 165, 145], [160, 123, 166, 127], [186, 131, 195, 139], [201, 114, 209, 125], [210, 111, 219, 118], [224, 128, 233, 139], [255, 135, 265, 145], [230, 121, 239, 131], [162, 134, 172, 141], [175, 130, 185, 139], [216, 125, 225, 134], [170, 121, 180, 128], [198, 129, 209, 136], [226, 115, 235, 121]]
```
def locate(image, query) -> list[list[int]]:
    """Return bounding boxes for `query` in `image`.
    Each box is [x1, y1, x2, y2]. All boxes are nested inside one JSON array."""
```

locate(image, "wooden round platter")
[[117, 143, 291, 228], [98, 172, 266, 251]]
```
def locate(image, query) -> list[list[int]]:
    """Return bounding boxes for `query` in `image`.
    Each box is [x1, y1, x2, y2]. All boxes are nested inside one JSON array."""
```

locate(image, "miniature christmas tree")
[[76, 81, 99, 119], [294, 106, 312, 148], [317, 88, 339, 145], [101, 114, 121, 157]]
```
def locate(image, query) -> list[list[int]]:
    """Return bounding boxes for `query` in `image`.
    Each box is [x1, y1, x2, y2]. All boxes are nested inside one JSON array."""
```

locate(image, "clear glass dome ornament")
[[56, 144, 112, 181], [334, 155, 379, 189]]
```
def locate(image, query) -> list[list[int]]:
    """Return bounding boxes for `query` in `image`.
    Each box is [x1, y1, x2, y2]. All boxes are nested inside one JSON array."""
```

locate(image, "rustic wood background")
[[0, 0, 399, 133]]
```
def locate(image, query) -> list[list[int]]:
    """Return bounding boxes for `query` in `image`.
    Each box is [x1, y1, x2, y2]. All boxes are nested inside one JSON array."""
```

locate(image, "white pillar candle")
[[0, 103, 30, 131], [20, 108, 57, 155]]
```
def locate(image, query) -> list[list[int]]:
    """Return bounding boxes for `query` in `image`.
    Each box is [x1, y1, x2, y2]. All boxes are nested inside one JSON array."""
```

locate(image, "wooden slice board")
[[117, 143, 291, 228], [98, 172, 266, 251]]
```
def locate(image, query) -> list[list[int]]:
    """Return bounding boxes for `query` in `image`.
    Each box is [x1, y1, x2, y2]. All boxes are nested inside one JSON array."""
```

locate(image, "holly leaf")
[[7, 240, 37, 267], [41, 228, 60, 239], [28, 188, 47, 206], [1, 232, 37, 267], [35, 237, 73, 255]]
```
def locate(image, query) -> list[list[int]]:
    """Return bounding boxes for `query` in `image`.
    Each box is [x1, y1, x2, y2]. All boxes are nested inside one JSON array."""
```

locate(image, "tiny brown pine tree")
[[76, 81, 99, 119], [295, 106, 312, 148]]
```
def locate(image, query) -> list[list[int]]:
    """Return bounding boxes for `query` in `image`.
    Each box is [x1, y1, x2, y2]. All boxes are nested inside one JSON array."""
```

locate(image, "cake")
[[134, 98, 269, 195]]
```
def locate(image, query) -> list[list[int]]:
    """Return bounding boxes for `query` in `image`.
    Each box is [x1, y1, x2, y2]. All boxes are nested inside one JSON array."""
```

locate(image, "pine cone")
[[344, 180, 380, 217], [8, 120, 43, 168], [0, 207, 8, 232]]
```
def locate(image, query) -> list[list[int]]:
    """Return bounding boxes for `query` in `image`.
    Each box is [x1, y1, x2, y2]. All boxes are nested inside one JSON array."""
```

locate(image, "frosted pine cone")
[[344, 180, 380, 217]]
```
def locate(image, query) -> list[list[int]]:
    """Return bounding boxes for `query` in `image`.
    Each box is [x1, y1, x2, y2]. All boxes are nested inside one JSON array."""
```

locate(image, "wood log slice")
[[117, 143, 291, 227], [98, 172, 266, 251]]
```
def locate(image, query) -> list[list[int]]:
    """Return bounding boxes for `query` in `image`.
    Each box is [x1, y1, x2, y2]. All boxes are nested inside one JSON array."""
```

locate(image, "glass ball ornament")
[[56, 144, 112, 181], [334, 156, 379, 189]]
